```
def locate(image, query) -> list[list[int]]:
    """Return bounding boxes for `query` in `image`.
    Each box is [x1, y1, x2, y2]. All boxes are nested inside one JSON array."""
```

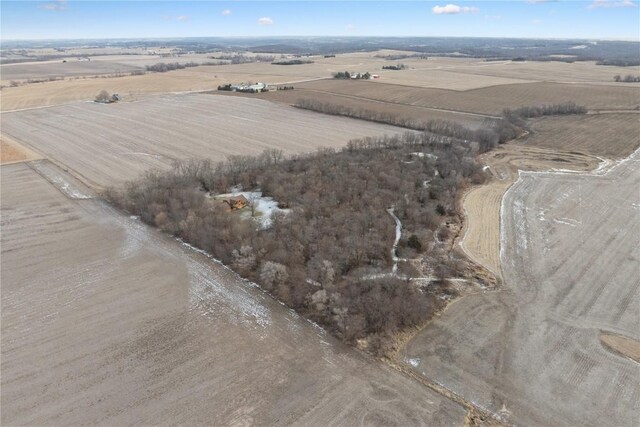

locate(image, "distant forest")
[[3, 37, 639, 65]]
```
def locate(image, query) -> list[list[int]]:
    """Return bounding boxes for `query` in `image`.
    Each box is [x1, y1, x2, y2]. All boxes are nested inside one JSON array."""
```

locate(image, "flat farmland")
[[0, 67, 316, 112], [295, 79, 640, 115], [1, 162, 467, 425], [404, 149, 640, 426], [524, 113, 640, 158], [447, 59, 640, 84], [222, 87, 494, 129], [1, 93, 407, 187]]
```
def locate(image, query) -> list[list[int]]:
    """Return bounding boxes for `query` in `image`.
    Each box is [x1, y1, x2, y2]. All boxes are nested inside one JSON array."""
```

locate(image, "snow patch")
[[407, 357, 421, 367]]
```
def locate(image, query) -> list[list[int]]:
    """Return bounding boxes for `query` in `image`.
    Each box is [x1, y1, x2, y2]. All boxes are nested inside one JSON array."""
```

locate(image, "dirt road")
[[405, 149, 640, 426]]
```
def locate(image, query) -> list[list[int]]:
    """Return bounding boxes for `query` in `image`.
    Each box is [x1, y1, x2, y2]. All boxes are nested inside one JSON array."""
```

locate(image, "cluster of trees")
[[295, 99, 587, 149], [208, 54, 276, 64], [271, 59, 314, 65], [145, 61, 201, 72], [382, 64, 408, 70], [614, 74, 640, 83], [296, 99, 496, 152], [109, 134, 485, 355], [598, 60, 640, 67], [333, 71, 371, 79], [375, 53, 428, 61], [94, 90, 119, 103]]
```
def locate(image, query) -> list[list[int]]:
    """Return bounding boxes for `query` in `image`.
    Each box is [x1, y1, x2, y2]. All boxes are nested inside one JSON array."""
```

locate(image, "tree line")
[[295, 98, 587, 148], [614, 74, 640, 83]]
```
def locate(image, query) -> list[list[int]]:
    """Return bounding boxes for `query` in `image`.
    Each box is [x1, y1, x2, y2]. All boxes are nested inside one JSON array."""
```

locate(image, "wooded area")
[[108, 132, 486, 354]]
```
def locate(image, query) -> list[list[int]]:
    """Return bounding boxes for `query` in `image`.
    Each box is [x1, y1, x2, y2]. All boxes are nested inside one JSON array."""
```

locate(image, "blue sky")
[[1, 1, 639, 40]]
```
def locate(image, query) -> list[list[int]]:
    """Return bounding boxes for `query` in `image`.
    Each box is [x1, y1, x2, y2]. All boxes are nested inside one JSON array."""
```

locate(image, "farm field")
[[0, 93, 407, 188], [219, 87, 493, 129], [295, 79, 640, 115], [524, 113, 640, 159], [1, 162, 467, 425], [4, 51, 639, 112], [448, 59, 640, 84], [405, 148, 640, 426], [0, 135, 41, 164], [459, 144, 609, 277]]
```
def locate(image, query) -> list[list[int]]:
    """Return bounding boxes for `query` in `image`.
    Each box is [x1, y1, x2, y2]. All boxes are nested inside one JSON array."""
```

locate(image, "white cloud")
[[432, 4, 479, 14], [345, 23, 356, 31], [176, 15, 189, 21], [221, 9, 232, 16], [257, 17, 274, 25], [526, 0, 557, 4], [588, 0, 636, 8], [39, 0, 67, 11]]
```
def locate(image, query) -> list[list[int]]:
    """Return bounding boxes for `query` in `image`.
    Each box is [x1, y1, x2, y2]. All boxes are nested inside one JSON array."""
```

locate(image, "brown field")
[[600, 333, 640, 363], [218, 87, 494, 129], [1, 93, 407, 188], [1, 162, 466, 425], [0, 135, 40, 164], [523, 113, 640, 158], [406, 148, 640, 426], [295, 79, 640, 115], [460, 145, 602, 278], [5, 52, 639, 113], [449, 59, 640, 84]]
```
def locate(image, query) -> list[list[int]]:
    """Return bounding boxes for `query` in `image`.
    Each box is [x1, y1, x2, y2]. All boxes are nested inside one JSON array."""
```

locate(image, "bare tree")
[[95, 90, 110, 103]]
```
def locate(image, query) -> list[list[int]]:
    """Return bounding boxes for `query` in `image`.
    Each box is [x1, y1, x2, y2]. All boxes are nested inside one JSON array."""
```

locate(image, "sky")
[[1, 0, 639, 41]]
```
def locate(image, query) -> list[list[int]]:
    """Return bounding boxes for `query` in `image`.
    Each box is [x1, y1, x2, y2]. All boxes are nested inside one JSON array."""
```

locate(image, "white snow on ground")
[[215, 189, 290, 229], [553, 217, 581, 227], [407, 358, 421, 367], [512, 198, 528, 252], [30, 161, 93, 199], [387, 208, 403, 274]]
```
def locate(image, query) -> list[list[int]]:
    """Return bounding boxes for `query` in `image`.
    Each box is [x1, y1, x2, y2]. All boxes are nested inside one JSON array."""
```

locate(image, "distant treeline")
[[614, 74, 640, 83], [109, 133, 487, 355], [208, 54, 276, 64], [598, 59, 640, 67], [375, 53, 429, 61], [382, 64, 408, 70], [271, 59, 314, 65], [145, 61, 203, 72], [295, 99, 587, 148]]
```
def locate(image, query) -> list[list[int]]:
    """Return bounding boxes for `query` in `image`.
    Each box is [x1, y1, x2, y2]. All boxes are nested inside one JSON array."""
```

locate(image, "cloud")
[[257, 17, 273, 25], [176, 15, 189, 21], [484, 14, 502, 20], [39, 0, 67, 11], [345, 23, 356, 31], [221, 9, 232, 16], [526, 0, 557, 4], [588, 0, 636, 8], [432, 4, 479, 14]]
